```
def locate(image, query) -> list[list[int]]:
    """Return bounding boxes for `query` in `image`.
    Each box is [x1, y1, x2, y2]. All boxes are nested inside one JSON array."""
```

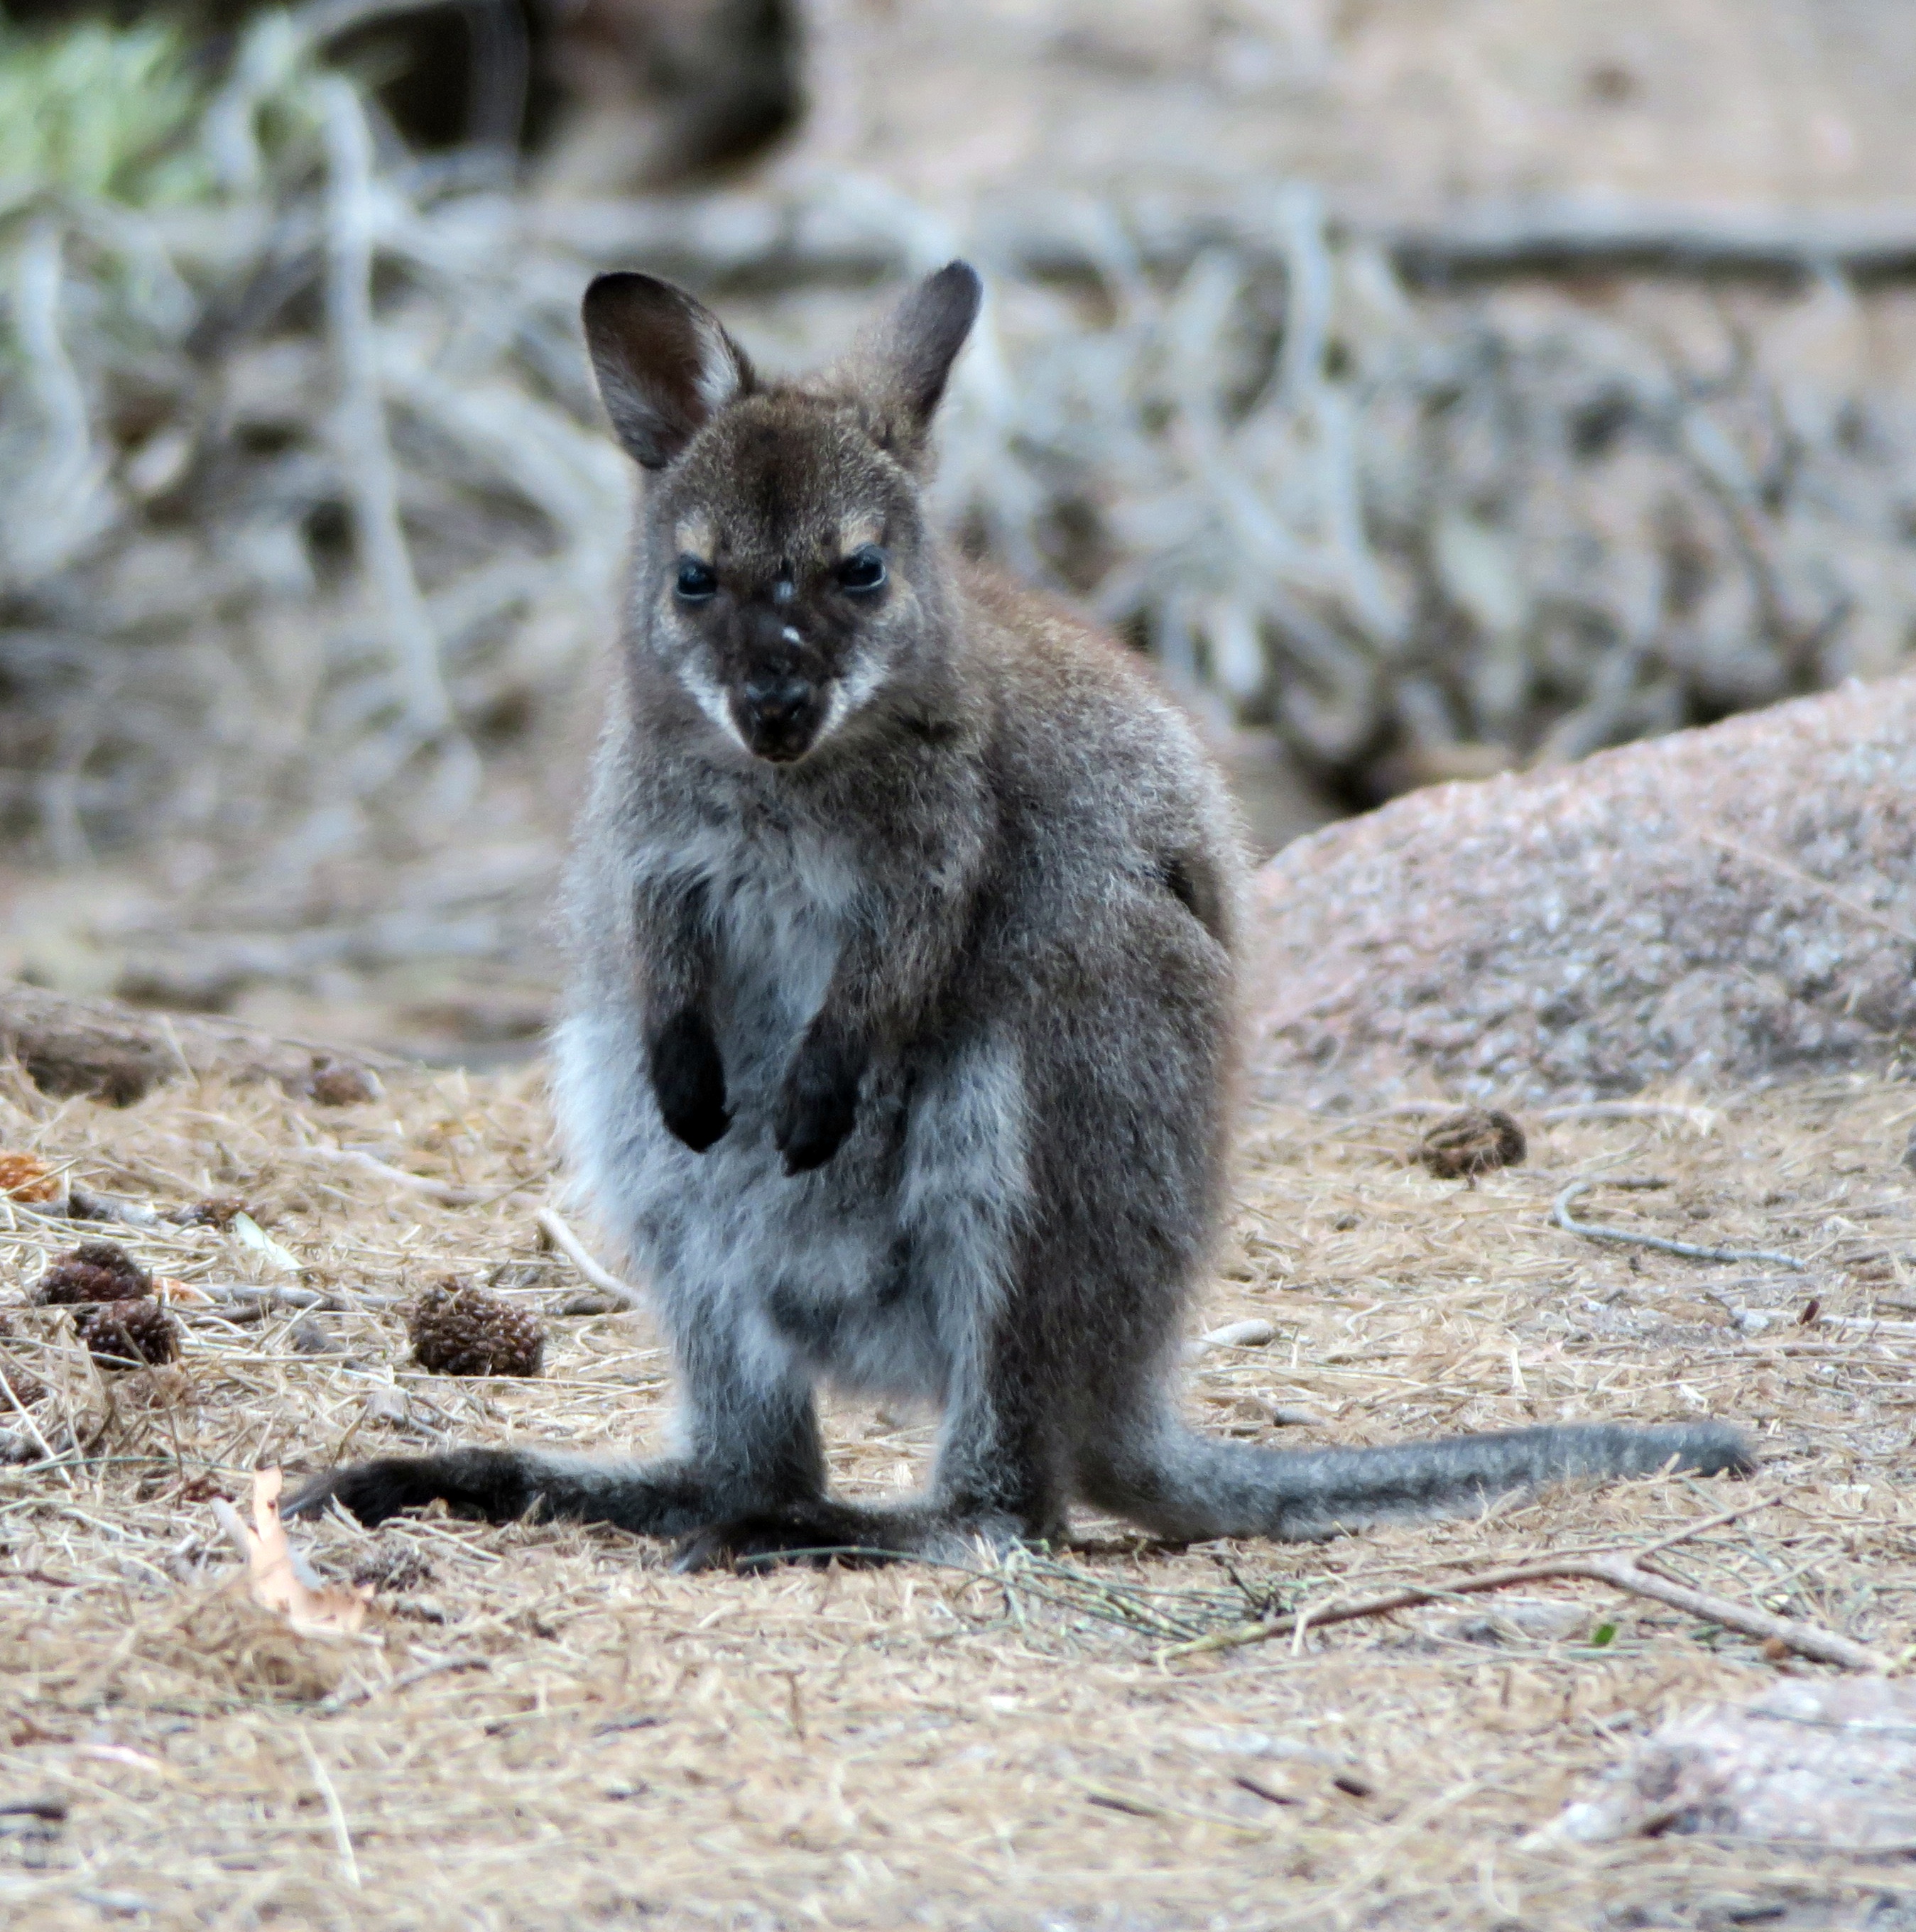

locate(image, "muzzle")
[[735, 672, 824, 763]]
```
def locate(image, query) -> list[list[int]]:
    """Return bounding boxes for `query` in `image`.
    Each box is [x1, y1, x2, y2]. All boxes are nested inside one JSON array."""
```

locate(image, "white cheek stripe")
[[678, 660, 748, 750], [815, 655, 888, 746]]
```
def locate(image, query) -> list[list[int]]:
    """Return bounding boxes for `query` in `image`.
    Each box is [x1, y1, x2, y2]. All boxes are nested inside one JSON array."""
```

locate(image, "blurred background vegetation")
[[4, 0, 1916, 1060]]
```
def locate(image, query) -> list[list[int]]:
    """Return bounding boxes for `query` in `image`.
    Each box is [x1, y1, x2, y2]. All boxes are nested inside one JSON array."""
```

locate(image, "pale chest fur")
[[633, 814, 861, 1089]]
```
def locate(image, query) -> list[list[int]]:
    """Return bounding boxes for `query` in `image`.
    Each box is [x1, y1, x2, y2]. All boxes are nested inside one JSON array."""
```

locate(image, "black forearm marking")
[[773, 1020, 866, 1174], [650, 1008, 731, 1151]]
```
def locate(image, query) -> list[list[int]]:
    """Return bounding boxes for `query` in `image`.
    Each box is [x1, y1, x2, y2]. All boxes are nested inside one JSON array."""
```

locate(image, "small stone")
[[556, 1292, 621, 1318], [362, 1385, 411, 1426], [288, 1319, 339, 1356], [306, 1059, 381, 1106], [1542, 1677, 1916, 1848], [1902, 1124, 1916, 1174]]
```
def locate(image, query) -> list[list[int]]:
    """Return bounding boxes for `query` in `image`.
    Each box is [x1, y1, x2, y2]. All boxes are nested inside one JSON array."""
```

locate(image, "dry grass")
[[0, 1060, 1912, 1929]]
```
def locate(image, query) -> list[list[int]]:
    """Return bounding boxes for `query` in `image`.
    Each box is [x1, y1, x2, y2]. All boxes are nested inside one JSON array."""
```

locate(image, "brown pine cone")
[[34, 1240, 153, 1306], [0, 1312, 45, 1408], [408, 1279, 544, 1378], [1418, 1108, 1527, 1181], [78, 1298, 180, 1368], [1, 1358, 45, 1407]]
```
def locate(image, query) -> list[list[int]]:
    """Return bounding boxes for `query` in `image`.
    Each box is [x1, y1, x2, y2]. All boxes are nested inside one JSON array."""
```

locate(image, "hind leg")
[[670, 1320, 1069, 1568], [675, 1030, 1069, 1569], [288, 1313, 828, 1533]]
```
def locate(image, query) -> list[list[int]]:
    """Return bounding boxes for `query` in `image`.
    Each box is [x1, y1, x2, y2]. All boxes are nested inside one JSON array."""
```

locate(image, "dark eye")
[[836, 545, 887, 594], [675, 557, 718, 602]]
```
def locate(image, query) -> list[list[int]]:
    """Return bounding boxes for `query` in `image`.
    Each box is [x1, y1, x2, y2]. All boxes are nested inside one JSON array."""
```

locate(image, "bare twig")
[[190, 1282, 403, 1315], [297, 1728, 361, 1890], [307, 1146, 483, 1206], [315, 1651, 490, 1715], [1553, 1177, 1807, 1271], [1735, 1306, 1916, 1339], [1537, 1101, 1719, 1132], [1164, 1498, 1884, 1672], [536, 190, 1916, 290], [1372, 195, 1916, 283], [533, 1208, 646, 1310]]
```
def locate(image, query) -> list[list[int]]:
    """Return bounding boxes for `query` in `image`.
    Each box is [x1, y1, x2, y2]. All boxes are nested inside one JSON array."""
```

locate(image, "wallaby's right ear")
[[582, 273, 755, 470]]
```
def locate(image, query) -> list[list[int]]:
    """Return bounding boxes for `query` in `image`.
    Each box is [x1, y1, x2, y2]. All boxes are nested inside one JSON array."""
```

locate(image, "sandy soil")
[[1, 1057, 1910, 1929]]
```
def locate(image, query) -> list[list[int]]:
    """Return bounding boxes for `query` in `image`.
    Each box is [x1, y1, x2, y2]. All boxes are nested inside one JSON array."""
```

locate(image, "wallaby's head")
[[582, 261, 981, 765]]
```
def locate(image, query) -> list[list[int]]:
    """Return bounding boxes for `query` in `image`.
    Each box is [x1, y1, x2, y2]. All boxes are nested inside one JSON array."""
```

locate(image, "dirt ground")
[[1, 1059, 1911, 1930]]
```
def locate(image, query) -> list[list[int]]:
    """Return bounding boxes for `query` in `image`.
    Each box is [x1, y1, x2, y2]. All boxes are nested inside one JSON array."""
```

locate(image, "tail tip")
[[1662, 1421, 1757, 1479]]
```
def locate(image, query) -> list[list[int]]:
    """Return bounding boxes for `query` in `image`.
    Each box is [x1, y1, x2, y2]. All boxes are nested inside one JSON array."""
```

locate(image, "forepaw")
[[773, 1025, 865, 1174], [671, 1502, 905, 1573], [650, 1010, 731, 1152]]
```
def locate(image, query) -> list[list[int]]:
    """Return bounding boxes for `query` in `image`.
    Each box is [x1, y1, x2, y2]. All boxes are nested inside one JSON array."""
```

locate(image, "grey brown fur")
[[289, 263, 1750, 1563]]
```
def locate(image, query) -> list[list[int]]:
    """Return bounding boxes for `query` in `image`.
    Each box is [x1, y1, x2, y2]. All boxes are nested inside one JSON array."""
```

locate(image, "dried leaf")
[[229, 1212, 301, 1275], [153, 1276, 214, 1306], [0, 1152, 60, 1203], [213, 1468, 369, 1637]]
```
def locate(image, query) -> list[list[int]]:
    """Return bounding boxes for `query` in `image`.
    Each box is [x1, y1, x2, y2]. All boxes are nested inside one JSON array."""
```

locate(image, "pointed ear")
[[851, 261, 982, 463], [582, 272, 755, 470]]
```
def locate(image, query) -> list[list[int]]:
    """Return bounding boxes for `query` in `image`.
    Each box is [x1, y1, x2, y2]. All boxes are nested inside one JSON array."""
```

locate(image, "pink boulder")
[[1243, 677, 1916, 1109]]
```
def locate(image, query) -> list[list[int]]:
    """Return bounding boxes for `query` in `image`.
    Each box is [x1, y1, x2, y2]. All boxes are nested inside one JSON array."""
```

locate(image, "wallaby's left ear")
[[851, 261, 982, 464]]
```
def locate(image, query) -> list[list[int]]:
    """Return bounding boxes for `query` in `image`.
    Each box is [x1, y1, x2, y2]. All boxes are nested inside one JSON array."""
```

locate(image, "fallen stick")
[[1186, 1318, 1278, 1358], [189, 1282, 403, 1316], [530, 190, 1916, 289], [0, 982, 393, 1107], [533, 1208, 646, 1311], [1554, 1177, 1807, 1272], [1373, 196, 1916, 283], [297, 1728, 361, 1892], [1165, 1505, 1883, 1673], [308, 1145, 482, 1206], [1736, 1306, 1916, 1338], [1537, 1101, 1719, 1132], [315, 1650, 489, 1715]]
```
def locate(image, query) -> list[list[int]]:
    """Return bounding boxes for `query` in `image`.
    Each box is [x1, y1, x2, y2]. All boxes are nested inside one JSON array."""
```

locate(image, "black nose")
[[744, 675, 814, 730], [737, 673, 821, 760]]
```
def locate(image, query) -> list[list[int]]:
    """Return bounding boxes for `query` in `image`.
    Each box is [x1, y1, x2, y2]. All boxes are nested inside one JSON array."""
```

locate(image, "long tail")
[[1083, 1419, 1754, 1543]]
